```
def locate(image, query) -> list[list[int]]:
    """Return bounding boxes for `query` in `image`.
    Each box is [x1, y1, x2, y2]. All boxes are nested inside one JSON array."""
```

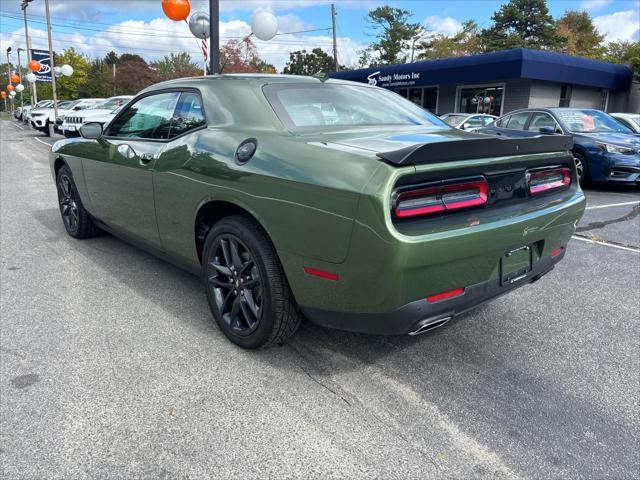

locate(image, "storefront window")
[[458, 86, 503, 116], [393, 87, 438, 113]]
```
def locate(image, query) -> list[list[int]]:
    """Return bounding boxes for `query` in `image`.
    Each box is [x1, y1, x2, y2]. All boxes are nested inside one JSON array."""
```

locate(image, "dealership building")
[[331, 48, 638, 116]]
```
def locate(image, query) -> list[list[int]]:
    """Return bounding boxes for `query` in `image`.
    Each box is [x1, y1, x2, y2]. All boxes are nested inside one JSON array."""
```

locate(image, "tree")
[[219, 39, 260, 73], [481, 0, 561, 51], [606, 41, 640, 80], [251, 58, 277, 74], [115, 55, 157, 95], [54, 48, 89, 99], [79, 59, 113, 98], [152, 52, 201, 81], [360, 6, 421, 66], [283, 48, 336, 75], [104, 51, 119, 66], [556, 10, 605, 58], [418, 20, 483, 60]]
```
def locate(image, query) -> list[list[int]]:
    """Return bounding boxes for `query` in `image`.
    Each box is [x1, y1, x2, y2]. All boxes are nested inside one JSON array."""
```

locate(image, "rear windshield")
[[263, 82, 447, 129], [555, 109, 632, 134]]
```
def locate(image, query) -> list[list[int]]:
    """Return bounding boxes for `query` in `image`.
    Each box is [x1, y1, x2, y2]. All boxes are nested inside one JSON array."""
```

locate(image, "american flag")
[[200, 39, 208, 61]]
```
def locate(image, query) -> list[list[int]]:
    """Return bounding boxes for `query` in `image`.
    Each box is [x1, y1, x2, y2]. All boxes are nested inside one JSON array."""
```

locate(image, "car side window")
[[482, 116, 495, 126], [495, 115, 509, 127], [169, 92, 206, 139], [504, 112, 530, 130], [107, 92, 181, 139], [528, 112, 559, 132]]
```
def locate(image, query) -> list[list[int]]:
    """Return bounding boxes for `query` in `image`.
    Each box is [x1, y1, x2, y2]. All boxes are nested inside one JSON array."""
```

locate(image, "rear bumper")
[[302, 251, 561, 335]]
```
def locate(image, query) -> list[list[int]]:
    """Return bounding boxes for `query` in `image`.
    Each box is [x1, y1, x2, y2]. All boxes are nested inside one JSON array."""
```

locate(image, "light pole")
[[44, 0, 58, 128], [6, 47, 12, 113], [17, 48, 25, 108], [209, 0, 219, 74], [21, 0, 36, 105]]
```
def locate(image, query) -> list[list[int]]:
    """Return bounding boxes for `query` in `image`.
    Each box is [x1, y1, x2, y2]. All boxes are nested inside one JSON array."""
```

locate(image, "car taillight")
[[527, 167, 571, 195], [393, 179, 488, 218]]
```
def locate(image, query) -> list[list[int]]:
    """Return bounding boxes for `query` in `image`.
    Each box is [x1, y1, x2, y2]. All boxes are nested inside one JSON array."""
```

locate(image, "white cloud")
[[580, 0, 611, 12], [0, 15, 366, 72], [422, 15, 463, 37], [594, 9, 640, 42]]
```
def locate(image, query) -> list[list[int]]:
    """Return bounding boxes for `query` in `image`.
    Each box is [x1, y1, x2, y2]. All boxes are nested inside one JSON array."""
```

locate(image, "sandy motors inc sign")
[[367, 71, 421, 87]]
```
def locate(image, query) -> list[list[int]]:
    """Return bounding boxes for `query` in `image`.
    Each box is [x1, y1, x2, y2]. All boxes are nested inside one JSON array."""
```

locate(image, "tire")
[[56, 165, 100, 238], [43, 120, 51, 137], [202, 215, 301, 349], [573, 152, 588, 185]]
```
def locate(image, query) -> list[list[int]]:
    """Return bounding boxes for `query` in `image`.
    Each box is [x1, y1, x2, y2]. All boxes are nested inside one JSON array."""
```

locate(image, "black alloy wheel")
[[55, 165, 100, 238], [207, 234, 263, 336], [202, 215, 301, 349], [58, 173, 79, 234]]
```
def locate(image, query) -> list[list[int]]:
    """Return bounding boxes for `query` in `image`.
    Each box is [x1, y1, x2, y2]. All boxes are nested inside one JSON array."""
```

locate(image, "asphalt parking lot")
[[1, 118, 638, 479]]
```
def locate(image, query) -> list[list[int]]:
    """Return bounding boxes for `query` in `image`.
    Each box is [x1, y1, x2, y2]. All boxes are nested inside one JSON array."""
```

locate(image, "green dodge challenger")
[[50, 75, 586, 348]]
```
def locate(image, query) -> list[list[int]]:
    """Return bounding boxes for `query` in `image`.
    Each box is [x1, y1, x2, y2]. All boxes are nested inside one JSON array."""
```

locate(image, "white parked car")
[[30, 100, 77, 135], [61, 95, 133, 137], [54, 98, 105, 134], [440, 113, 498, 131], [610, 113, 640, 133]]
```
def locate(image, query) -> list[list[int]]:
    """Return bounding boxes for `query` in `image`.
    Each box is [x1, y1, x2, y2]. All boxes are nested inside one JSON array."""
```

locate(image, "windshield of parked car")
[[441, 114, 468, 126], [555, 109, 633, 134], [58, 100, 76, 109], [624, 114, 640, 127], [93, 97, 131, 110], [264, 83, 447, 129]]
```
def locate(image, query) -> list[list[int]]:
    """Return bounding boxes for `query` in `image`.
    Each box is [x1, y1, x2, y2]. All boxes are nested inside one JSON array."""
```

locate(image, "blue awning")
[[330, 48, 632, 91]]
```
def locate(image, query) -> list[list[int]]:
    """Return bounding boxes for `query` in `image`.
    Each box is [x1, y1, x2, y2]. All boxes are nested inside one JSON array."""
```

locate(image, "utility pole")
[[21, 0, 36, 105], [17, 48, 25, 108], [209, 0, 219, 74], [44, 0, 58, 128], [331, 4, 338, 71], [113, 63, 116, 96], [5, 48, 12, 114]]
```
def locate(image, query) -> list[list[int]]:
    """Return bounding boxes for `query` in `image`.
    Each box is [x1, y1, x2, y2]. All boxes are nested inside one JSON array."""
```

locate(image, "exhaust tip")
[[408, 316, 452, 336]]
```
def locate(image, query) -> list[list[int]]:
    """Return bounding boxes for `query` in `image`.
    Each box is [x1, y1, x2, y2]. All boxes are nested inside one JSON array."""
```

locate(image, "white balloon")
[[54, 66, 62, 77], [189, 11, 210, 39], [251, 11, 278, 41], [15, 83, 24, 93], [9, 90, 16, 97], [26, 72, 37, 83], [61, 64, 74, 76], [484, 97, 491, 104]]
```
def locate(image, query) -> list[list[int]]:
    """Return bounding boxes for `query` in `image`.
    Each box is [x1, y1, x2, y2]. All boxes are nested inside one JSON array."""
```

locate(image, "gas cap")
[[235, 138, 257, 164]]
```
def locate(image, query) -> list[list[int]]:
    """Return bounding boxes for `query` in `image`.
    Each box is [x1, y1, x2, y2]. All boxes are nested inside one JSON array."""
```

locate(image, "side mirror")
[[462, 122, 471, 130], [80, 122, 103, 140], [539, 126, 556, 135]]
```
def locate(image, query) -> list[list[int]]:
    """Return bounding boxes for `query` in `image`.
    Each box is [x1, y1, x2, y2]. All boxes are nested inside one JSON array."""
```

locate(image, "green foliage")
[[252, 58, 277, 74], [79, 59, 113, 98], [480, 0, 561, 51], [54, 48, 89, 99], [556, 10, 605, 58], [152, 52, 202, 80], [418, 20, 483, 60], [606, 41, 640, 80], [282, 48, 336, 75], [361, 6, 421, 66]]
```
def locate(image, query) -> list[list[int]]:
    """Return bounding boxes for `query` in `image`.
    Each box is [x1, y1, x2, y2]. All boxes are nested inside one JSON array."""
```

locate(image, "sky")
[[0, 0, 638, 71]]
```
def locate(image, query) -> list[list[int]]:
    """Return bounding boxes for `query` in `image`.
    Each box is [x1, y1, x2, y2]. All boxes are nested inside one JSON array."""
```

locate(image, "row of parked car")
[[439, 109, 640, 185], [13, 95, 133, 137]]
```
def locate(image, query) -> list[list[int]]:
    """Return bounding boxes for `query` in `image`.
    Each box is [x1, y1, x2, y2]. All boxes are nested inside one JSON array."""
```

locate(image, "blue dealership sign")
[[30, 49, 55, 83]]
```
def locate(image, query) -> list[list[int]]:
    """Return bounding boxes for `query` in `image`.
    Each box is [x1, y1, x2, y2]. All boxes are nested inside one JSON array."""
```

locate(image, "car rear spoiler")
[[376, 135, 573, 166]]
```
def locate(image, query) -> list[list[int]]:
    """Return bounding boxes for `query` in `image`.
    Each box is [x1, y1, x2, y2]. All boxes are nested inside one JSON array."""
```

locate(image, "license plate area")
[[501, 246, 532, 285]]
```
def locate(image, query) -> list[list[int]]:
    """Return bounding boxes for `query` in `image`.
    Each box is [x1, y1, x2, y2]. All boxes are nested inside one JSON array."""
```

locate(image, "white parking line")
[[585, 201, 640, 210], [9, 122, 24, 130], [34, 137, 53, 147], [571, 235, 640, 253]]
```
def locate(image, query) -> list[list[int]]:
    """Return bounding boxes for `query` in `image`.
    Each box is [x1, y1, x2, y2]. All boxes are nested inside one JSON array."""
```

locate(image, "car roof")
[[142, 73, 372, 93]]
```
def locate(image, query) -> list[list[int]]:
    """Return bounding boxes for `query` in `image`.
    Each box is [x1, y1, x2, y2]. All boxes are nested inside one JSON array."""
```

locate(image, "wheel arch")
[[194, 200, 273, 264], [53, 156, 68, 177]]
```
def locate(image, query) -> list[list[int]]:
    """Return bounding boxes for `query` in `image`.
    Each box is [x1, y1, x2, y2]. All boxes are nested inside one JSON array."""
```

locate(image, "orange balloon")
[[1, 91, 6, 97], [161, 0, 190, 21], [28, 60, 41, 72], [10, 74, 20, 84], [7, 85, 14, 92]]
